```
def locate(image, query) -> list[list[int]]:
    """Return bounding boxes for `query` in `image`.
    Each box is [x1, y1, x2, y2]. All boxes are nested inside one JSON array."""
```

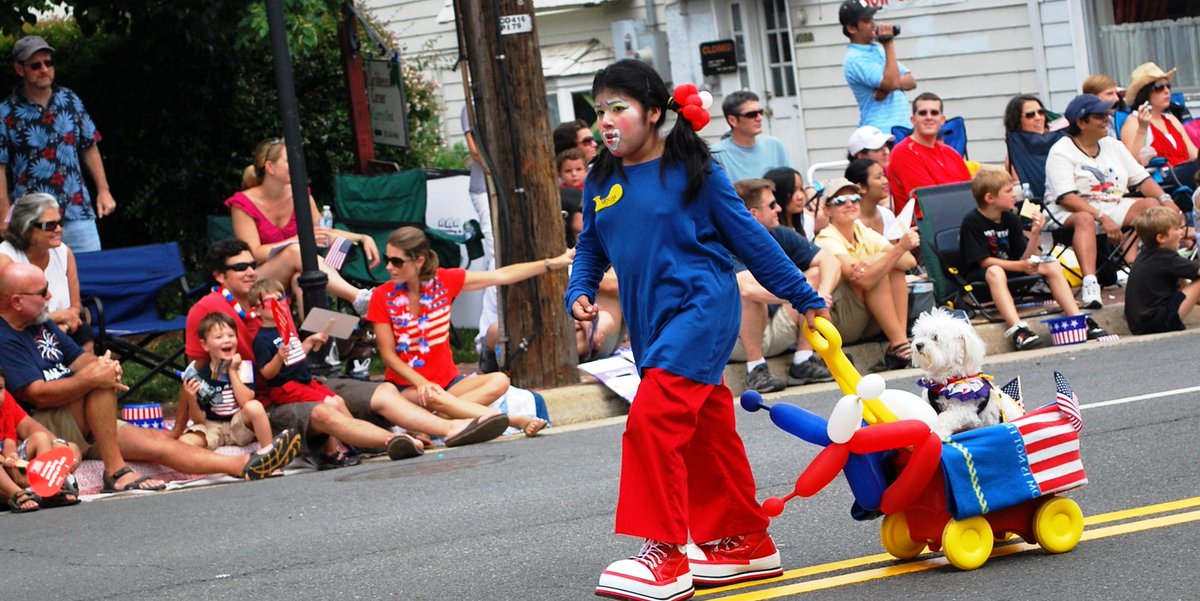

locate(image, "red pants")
[[615, 368, 769, 544]]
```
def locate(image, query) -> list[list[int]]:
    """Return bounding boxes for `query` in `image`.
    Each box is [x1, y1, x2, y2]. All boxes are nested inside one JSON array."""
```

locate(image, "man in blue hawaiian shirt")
[[0, 35, 116, 252]]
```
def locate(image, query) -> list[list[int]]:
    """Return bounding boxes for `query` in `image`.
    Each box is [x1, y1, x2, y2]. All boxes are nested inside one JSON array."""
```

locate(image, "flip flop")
[[386, 435, 424, 460], [101, 466, 166, 493], [445, 413, 509, 448]]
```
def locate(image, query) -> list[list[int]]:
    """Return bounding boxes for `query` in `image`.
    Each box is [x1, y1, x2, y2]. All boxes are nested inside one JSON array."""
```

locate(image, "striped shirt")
[[366, 267, 465, 388]]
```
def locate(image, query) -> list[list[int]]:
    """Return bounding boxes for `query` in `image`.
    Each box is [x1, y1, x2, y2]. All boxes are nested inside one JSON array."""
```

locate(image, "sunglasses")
[[224, 261, 258, 272], [756, 200, 779, 210], [1023, 108, 1046, 119], [1152, 82, 1171, 93], [386, 255, 408, 268], [739, 109, 765, 119], [33, 219, 63, 231], [579, 137, 597, 146], [15, 285, 49, 299], [25, 59, 54, 71], [827, 194, 862, 207], [916, 109, 942, 117]]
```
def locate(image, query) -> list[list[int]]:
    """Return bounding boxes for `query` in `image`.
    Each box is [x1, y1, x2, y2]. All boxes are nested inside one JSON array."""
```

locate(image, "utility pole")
[[455, 0, 579, 389]]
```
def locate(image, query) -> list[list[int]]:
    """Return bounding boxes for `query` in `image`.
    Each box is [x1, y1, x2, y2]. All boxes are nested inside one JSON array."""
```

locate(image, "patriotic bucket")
[[1041, 314, 1088, 346], [121, 403, 164, 429]]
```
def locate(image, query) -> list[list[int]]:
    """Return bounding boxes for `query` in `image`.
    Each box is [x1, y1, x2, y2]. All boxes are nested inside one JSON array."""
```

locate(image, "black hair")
[[844, 158, 878, 188], [204, 238, 252, 280], [1003, 94, 1044, 133], [1130, 85, 1155, 117], [721, 90, 759, 119], [763, 167, 805, 236], [553, 119, 590, 155], [587, 59, 711, 204]]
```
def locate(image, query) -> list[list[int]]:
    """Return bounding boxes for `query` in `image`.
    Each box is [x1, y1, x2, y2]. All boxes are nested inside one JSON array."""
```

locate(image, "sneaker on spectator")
[[1085, 317, 1110, 340], [596, 540, 693, 601], [786, 356, 834, 386], [1080, 279, 1102, 309], [686, 530, 783, 587], [745, 363, 785, 393], [1008, 325, 1040, 351]]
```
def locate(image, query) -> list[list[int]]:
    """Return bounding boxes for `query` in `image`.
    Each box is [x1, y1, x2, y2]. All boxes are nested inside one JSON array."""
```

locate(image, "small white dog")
[[909, 309, 1000, 437]]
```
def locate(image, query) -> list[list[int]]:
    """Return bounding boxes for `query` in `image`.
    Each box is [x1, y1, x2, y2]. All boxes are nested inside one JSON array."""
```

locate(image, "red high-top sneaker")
[[686, 530, 782, 586], [596, 539, 694, 601]]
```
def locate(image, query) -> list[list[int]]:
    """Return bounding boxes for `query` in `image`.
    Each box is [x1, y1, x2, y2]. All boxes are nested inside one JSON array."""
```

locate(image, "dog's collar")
[[918, 373, 994, 403]]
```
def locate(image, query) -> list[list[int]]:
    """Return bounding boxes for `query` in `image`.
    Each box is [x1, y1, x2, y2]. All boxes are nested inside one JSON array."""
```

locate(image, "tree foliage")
[[0, 1, 449, 265]]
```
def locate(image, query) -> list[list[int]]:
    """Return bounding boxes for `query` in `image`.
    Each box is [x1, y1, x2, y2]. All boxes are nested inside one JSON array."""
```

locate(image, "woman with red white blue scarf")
[[566, 60, 829, 601], [365, 226, 573, 441]]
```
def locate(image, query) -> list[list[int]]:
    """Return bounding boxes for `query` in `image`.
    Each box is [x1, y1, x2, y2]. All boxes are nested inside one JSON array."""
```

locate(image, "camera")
[[875, 23, 901, 43]]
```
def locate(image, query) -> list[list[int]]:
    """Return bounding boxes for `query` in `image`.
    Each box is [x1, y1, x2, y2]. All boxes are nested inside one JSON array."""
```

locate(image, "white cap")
[[847, 126, 895, 156]]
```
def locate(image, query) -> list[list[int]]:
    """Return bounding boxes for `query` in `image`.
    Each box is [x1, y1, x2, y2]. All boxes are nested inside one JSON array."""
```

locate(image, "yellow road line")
[[698, 498, 1200, 600]]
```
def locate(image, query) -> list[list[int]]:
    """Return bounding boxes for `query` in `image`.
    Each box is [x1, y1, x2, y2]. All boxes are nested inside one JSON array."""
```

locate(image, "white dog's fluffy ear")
[[960, 329, 986, 373]]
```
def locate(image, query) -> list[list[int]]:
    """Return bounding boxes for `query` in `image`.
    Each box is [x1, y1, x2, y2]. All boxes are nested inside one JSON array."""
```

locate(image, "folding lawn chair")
[[76, 242, 207, 400], [891, 116, 969, 158], [333, 169, 483, 287], [913, 182, 1057, 322]]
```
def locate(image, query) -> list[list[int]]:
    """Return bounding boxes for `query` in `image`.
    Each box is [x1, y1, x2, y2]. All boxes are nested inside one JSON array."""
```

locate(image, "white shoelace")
[[633, 540, 672, 568], [702, 535, 744, 551]]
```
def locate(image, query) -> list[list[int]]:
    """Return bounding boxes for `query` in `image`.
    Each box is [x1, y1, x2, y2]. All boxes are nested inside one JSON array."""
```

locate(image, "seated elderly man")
[[0, 263, 297, 491], [730, 178, 838, 392]]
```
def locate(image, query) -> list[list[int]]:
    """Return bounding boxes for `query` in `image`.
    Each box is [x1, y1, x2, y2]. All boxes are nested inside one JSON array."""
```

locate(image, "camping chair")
[[333, 168, 483, 288], [913, 182, 1057, 322], [76, 242, 207, 400], [891, 116, 969, 158], [1006, 130, 1129, 287]]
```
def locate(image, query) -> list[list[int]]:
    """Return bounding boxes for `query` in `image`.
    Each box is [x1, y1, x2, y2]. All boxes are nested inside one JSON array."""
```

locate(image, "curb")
[[538, 301, 1200, 428]]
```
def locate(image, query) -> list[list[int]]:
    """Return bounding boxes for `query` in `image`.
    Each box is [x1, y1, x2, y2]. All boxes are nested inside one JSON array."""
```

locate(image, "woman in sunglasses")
[[229, 138, 380, 316], [814, 179, 919, 368], [844, 158, 901, 241], [0, 193, 92, 349], [1120, 63, 1197, 176]]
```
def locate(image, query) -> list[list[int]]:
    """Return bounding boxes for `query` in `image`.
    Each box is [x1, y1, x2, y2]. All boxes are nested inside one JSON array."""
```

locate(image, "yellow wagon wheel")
[[880, 512, 926, 559], [1033, 496, 1084, 554], [941, 516, 994, 570]]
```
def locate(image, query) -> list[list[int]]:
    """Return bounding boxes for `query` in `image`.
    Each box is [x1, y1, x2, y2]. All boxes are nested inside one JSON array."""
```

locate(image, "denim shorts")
[[62, 219, 102, 253]]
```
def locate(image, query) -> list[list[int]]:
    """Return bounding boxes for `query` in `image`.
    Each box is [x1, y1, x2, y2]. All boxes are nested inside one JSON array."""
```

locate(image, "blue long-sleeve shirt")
[[565, 159, 823, 385]]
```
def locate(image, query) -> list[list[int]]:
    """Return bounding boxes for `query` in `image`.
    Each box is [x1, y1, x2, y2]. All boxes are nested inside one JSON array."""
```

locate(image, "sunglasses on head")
[[386, 255, 408, 268], [1023, 108, 1046, 119], [916, 109, 942, 117], [33, 219, 63, 231], [25, 59, 54, 71], [1152, 82, 1171, 93], [224, 260, 258, 272], [739, 109, 765, 119], [827, 194, 862, 207]]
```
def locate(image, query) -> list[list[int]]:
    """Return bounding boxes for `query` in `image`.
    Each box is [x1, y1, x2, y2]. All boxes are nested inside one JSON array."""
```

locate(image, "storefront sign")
[[699, 39, 738, 76]]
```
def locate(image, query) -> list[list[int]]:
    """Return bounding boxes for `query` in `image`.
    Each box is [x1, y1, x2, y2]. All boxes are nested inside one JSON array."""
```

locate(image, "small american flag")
[[323, 236, 353, 270]]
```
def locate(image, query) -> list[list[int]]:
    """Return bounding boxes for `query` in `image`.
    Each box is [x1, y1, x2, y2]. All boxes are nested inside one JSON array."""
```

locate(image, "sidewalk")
[[533, 290, 1200, 428]]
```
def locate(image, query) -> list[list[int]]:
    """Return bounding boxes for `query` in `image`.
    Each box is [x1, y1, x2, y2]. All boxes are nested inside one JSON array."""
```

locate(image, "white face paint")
[[594, 96, 643, 157]]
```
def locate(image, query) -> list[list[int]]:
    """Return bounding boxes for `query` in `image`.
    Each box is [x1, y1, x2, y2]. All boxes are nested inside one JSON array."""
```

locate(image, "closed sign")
[[699, 40, 738, 76]]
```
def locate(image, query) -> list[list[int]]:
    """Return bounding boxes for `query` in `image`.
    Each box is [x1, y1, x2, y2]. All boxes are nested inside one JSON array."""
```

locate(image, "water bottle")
[[319, 205, 334, 229]]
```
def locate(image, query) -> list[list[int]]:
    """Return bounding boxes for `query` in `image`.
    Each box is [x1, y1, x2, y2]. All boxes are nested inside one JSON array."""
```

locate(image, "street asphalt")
[[3, 330, 1199, 600]]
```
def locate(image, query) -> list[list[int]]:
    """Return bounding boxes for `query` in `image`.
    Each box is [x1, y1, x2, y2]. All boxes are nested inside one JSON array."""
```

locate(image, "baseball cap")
[[12, 35, 55, 63], [1063, 94, 1115, 123], [847, 126, 895, 156], [839, 0, 878, 27], [824, 177, 860, 199]]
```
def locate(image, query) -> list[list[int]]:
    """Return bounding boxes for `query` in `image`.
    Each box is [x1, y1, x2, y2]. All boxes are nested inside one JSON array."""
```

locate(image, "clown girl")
[[566, 59, 829, 601]]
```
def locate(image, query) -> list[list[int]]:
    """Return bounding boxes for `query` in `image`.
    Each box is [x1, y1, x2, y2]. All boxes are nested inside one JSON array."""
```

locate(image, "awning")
[[437, 0, 613, 24], [541, 39, 613, 78]]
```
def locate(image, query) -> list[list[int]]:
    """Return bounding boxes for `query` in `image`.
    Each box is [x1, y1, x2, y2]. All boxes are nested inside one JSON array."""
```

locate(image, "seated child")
[[172, 312, 301, 471], [556, 148, 586, 190], [250, 279, 357, 465], [960, 170, 1109, 349], [1125, 206, 1200, 334], [2, 390, 82, 511]]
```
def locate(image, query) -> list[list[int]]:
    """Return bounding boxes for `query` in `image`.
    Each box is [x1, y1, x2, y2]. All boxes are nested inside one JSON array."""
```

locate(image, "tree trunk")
[[456, 0, 579, 389]]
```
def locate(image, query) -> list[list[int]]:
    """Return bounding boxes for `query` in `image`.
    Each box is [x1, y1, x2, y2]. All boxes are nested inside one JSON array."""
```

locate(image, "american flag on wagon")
[[323, 236, 353, 271], [938, 372, 1086, 519]]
